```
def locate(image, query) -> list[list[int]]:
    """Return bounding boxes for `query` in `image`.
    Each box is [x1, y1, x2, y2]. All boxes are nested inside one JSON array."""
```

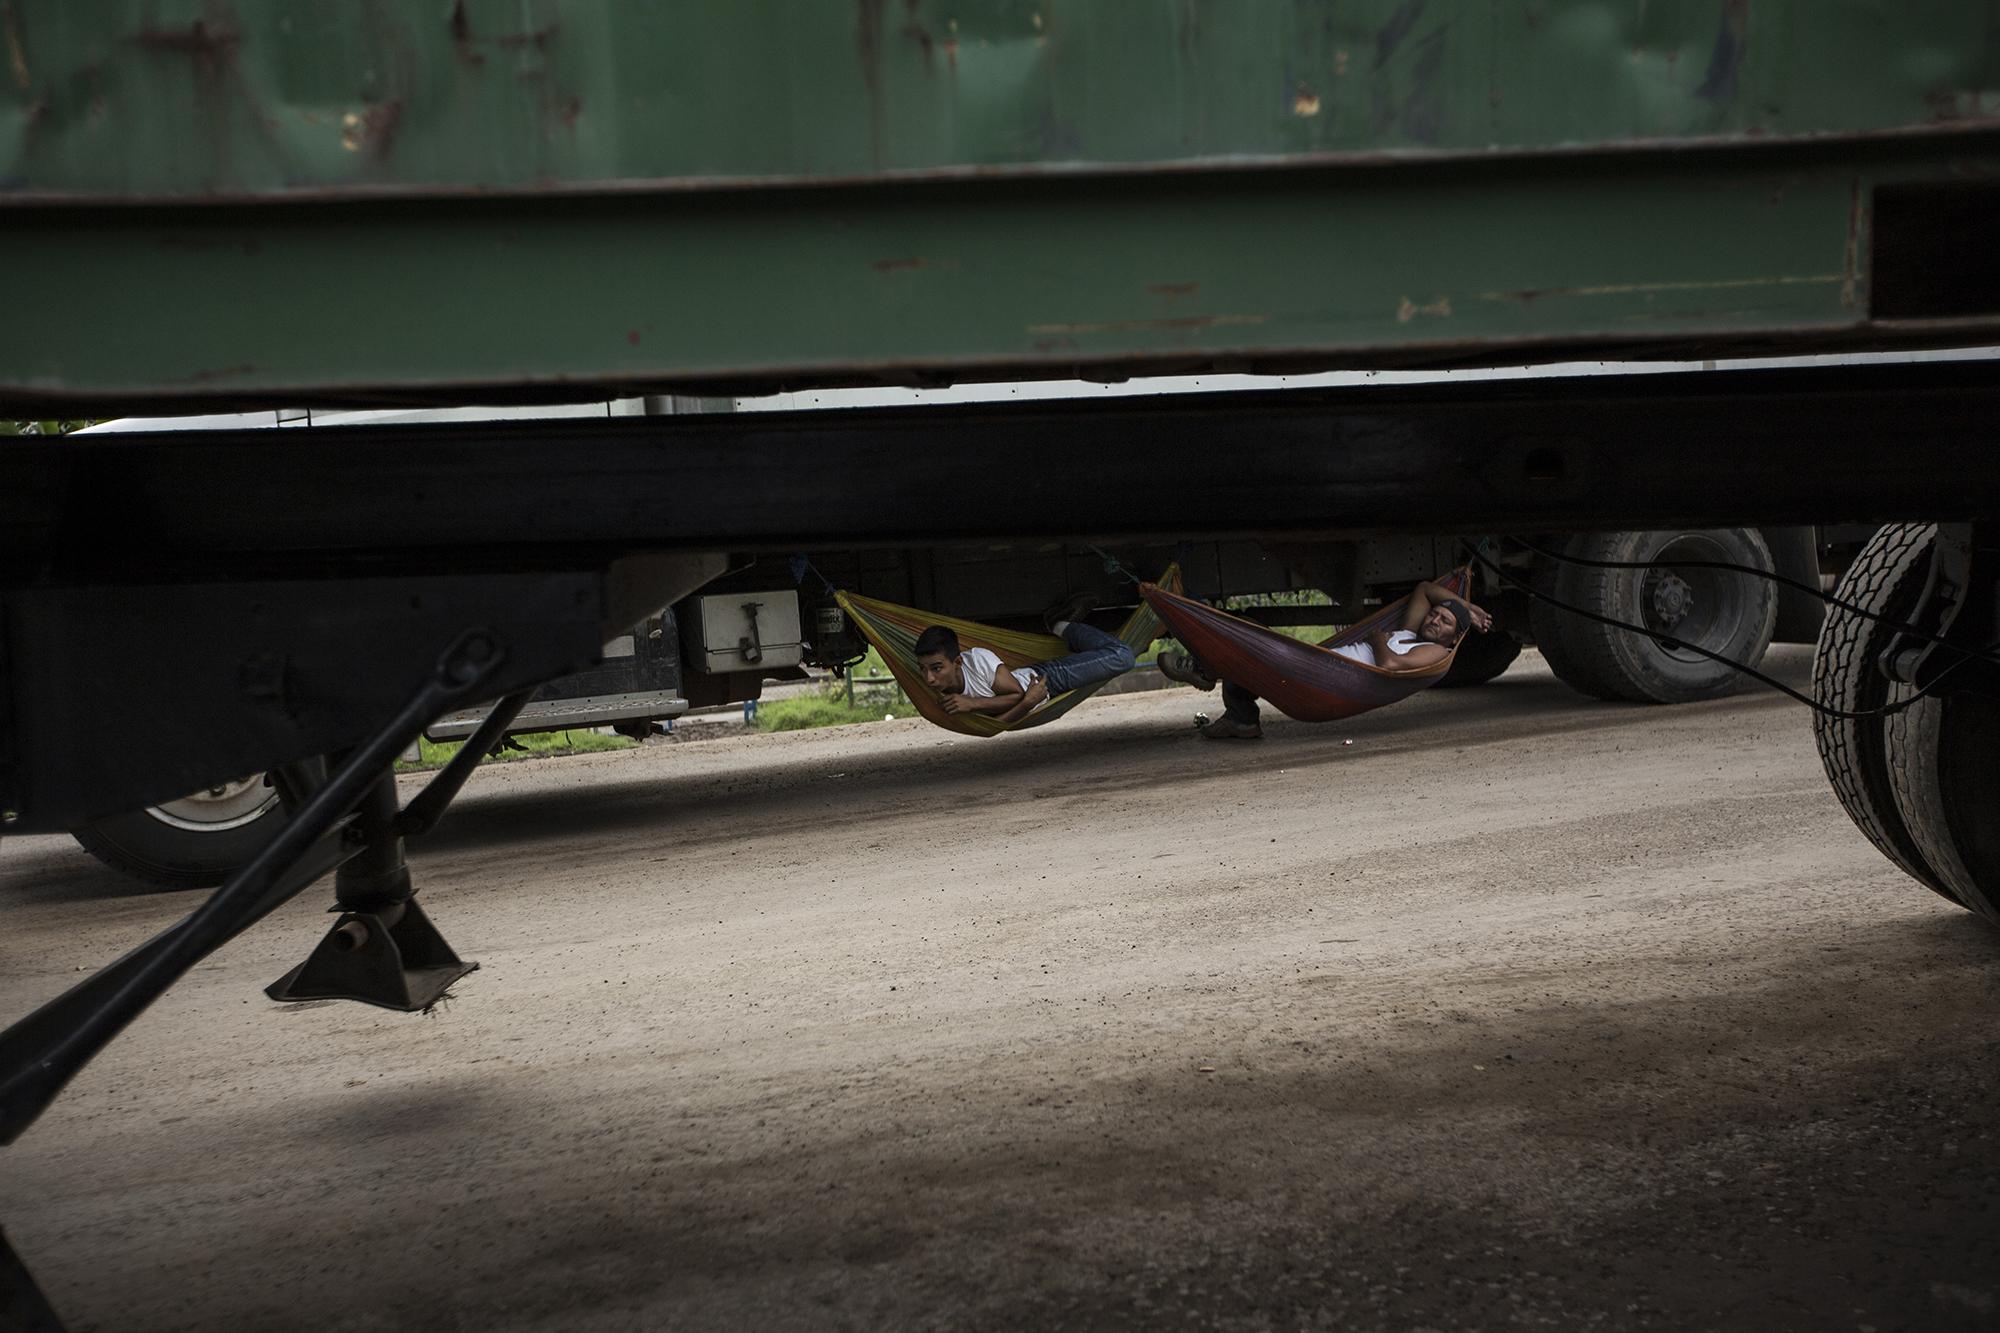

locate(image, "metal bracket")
[[738, 600, 765, 664], [1879, 522, 2000, 697]]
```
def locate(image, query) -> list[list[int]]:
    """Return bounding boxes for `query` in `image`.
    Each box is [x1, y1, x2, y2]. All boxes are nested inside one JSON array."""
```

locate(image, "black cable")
[[1461, 545, 1978, 721]]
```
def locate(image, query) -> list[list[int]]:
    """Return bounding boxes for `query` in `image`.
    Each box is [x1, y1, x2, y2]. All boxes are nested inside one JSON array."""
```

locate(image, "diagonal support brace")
[[0, 628, 507, 1146]]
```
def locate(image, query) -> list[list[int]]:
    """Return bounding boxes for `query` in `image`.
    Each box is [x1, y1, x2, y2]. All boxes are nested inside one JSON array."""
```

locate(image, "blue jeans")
[[1031, 622, 1137, 693]]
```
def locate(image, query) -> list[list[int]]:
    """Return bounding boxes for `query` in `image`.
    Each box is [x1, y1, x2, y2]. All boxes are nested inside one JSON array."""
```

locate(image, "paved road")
[[3, 649, 1996, 1331]]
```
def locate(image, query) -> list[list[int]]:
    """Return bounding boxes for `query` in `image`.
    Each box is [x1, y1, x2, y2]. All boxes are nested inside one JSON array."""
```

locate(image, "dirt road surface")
[[3, 648, 1997, 1331]]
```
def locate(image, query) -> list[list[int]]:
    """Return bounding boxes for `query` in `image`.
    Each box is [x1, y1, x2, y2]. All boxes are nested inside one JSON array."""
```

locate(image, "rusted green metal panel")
[[5, 1, 1994, 194], [0, 1, 1996, 410], [0, 159, 1888, 401]]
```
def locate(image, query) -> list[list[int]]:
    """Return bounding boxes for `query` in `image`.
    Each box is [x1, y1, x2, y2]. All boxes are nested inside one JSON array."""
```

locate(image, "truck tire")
[[1810, 524, 1954, 905], [1885, 694, 2000, 923], [1763, 525, 1828, 644], [1436, 631, 1523, 688], [1526, 541, 1598, 698], [1883, 611, 2000, 924], [1533, 529, 1778, 704], [72, 774, 292, 890]]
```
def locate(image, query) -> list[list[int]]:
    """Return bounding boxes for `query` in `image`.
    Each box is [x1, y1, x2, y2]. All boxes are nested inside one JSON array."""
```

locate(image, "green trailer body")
[[2, 1, 1997, 412]]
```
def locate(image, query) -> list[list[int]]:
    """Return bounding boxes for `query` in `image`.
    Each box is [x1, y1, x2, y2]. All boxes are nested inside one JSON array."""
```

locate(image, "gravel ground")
[[2, 647, 1996, 1331]]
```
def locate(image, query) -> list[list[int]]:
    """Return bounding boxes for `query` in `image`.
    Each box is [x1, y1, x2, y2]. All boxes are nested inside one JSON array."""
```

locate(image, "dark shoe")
[[1157, 650, 1216, 691], [1042, 590, 1097, 632], [1200, 715, 1263, 740]]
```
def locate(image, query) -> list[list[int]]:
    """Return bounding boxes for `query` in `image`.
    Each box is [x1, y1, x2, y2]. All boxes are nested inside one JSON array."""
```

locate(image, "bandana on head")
[[1428, 598, 1471, 644]]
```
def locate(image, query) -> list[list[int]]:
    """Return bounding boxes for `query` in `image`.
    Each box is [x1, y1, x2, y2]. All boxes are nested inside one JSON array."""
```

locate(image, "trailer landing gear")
[[0, 635, 528, 1327], [264, 776, 478, 1012]]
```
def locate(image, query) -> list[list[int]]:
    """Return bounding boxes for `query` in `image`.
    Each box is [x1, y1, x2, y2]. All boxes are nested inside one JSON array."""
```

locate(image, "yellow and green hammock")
[[835, 566, 1181, 737]]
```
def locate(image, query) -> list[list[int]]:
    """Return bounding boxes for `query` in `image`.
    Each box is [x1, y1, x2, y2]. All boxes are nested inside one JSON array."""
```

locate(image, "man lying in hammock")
[[915, 594, 1138, 727], [1159, 578, 1494, 739]]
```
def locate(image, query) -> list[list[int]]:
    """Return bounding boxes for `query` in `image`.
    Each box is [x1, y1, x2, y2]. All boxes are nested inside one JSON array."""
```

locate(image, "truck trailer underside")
[[3, 2, 1999, 1324]]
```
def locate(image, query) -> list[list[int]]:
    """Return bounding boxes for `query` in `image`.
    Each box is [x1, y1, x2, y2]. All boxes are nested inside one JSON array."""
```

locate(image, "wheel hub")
[[146, 775, 280, 832], [1649, 571, 1694, 629]]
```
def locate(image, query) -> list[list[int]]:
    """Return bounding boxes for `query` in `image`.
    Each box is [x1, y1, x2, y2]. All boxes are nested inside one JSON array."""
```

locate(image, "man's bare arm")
[[939, 663, 1027, 715], [1402, 579, 1494, 632], [946, 694, 1018, 715], [995, 678, 1050, 725], [1368, 633, 1452, 673]]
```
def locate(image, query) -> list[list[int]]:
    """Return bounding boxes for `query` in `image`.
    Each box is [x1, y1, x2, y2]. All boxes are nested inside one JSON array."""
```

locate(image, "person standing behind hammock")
[[914, 593, 1137, 727], [1159, 578, 1493, 740]]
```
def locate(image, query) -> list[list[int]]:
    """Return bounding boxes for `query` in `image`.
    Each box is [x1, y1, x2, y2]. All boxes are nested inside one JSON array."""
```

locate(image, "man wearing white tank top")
[[1158, 578, 1494, 739], [912, 592, 1137, 728]]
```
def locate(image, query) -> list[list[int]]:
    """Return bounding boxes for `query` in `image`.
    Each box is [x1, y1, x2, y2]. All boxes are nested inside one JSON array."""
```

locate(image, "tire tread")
[[1809, 523, 1955, 904]]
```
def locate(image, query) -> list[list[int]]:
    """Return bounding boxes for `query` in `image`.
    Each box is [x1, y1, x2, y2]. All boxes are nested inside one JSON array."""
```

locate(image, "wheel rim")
[[143, 776, 279, 832], [1636, 533, 1744, 662]]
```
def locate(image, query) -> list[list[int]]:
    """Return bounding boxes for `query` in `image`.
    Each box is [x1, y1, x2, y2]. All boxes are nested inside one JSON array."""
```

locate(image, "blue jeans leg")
[[1033, 621, 1138, 693]]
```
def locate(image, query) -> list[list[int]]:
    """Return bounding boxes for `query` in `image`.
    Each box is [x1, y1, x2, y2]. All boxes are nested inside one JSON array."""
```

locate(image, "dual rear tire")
[[1532, 528, 1779, 704], [1811, 524, 1998, 923]]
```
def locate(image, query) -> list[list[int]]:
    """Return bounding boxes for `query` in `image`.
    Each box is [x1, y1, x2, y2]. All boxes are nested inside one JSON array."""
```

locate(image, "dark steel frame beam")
[[0, 572, 610, 832], [5, 362, 1998, 582]]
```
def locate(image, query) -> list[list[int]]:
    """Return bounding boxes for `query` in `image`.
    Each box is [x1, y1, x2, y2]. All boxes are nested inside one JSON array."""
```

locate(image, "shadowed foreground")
[[2, 649, 1995, 1330]]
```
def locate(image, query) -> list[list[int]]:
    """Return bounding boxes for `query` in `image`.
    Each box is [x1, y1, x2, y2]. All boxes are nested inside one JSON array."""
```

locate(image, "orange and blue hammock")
[[836, 565, 1469, 734], [834, 566, 1180, 737]]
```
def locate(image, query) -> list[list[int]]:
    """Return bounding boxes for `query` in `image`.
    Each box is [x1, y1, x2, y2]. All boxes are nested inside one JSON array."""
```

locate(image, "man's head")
[[914, 625, 964, 693], [1417, 598, 1470, 646]]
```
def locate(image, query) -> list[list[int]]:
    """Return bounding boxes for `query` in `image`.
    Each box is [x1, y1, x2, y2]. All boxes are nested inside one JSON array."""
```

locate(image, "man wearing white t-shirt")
[[1158, 578, 1494, 739], [914, 594, 1136, 727]]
